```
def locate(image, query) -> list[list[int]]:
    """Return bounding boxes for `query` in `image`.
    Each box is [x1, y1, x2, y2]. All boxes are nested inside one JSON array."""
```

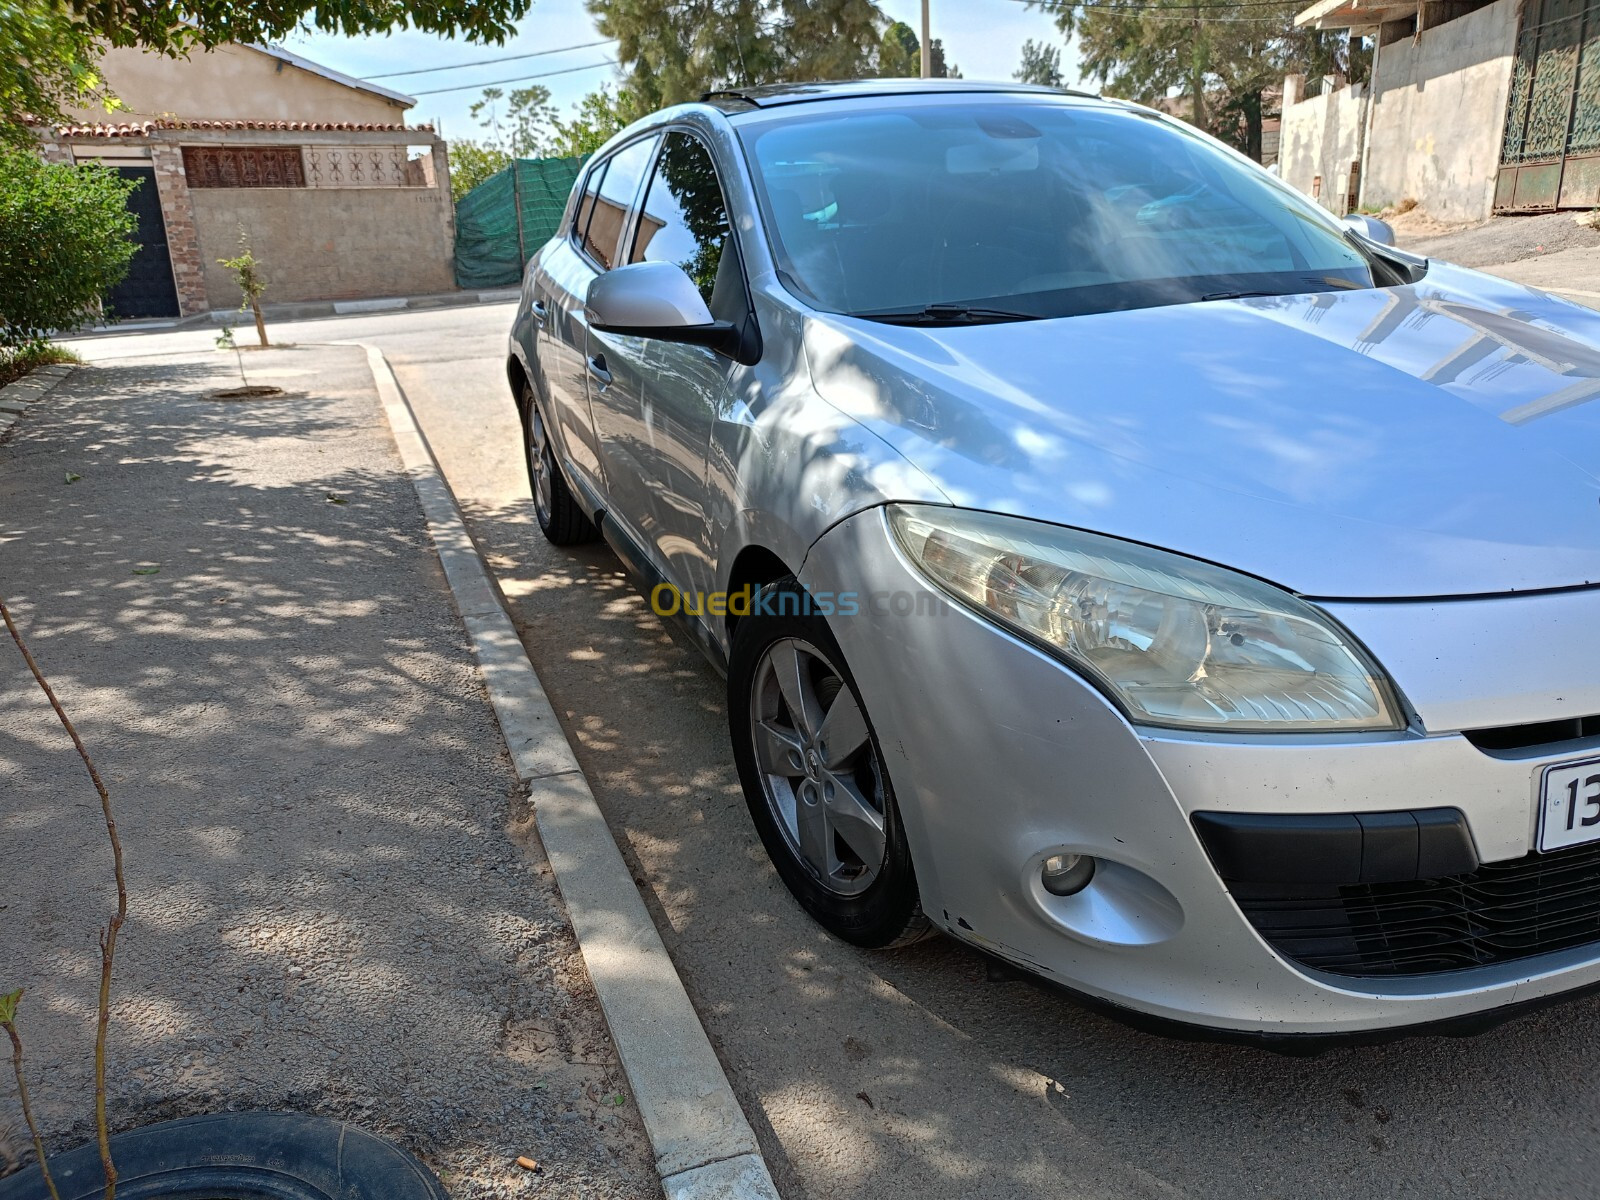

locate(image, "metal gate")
[[102, 166, 180, 319], [1497, 0, 1600, 212]]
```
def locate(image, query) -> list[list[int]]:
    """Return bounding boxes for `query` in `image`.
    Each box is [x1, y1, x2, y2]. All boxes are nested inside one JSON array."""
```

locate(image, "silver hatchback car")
[[507, 79, 1600, 1041]]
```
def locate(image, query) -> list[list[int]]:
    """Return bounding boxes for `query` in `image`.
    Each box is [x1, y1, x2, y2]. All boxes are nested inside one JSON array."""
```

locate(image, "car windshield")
[[736, 98, 1383, 321]]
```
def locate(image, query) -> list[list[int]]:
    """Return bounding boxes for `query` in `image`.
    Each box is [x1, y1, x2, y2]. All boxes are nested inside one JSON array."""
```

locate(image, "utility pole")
[[1190, 0, 1206, 132], [921, 0, 932, 78]]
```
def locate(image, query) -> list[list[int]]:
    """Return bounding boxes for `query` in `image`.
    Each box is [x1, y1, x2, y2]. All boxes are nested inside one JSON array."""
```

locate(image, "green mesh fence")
[[453, 155, 585, 290]]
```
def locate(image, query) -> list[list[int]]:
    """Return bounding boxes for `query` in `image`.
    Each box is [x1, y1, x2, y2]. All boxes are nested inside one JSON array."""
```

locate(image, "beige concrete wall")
[[1280, 79, 1369, 215], [67, 44, 407, 125], [1363, 0, 1520, 222], [191, 182, 454, 304]]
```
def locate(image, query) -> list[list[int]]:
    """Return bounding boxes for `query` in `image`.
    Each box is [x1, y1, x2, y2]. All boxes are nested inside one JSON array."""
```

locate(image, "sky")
[[286, 0, 1081, 144]]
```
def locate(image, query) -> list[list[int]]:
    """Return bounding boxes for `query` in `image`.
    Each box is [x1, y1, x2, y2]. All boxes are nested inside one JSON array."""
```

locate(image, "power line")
[[1001, 0, 1311, 17], [408, 58, 619, 96], [368, 37, 618, 80], [1014, 0, 1308, 10]]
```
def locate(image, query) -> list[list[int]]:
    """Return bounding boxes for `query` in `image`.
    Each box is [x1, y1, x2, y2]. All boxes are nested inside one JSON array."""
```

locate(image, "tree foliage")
[[1014, 37, 1063, 87], [0, 0, 111, 144], [547, 85, 645, 158], [876, 18, 957, 78], [0, 150, 136, 352], [588, 0, 885, 109], [470, 83, 556, 156], [66, 0, 531, 54], [1032, 0, 1359, 161], [448, 138, 512, 201], [2, 0, 533, 139]]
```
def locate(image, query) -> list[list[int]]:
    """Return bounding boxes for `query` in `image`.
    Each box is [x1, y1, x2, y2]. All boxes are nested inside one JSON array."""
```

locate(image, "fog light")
[[1041, 853, 1096, 896]]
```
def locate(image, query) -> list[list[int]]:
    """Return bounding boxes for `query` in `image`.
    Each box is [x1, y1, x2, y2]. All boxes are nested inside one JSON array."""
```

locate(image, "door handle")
[[587, 353, 612, 387], [531, 299, 548, 326]]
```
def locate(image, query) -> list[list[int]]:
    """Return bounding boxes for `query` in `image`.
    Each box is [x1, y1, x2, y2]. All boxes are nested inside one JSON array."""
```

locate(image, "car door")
[[536, 135, 659, 510], [591, 130, 746, 601]]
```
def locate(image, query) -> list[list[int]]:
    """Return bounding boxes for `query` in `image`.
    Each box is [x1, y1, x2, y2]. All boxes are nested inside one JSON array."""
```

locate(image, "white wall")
[[1363, 0, 1521, 222], [1279, 78, 1368, 215]]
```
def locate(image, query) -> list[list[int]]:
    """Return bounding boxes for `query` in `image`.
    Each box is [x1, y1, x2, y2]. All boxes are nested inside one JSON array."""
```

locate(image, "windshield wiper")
[[1200, 290, 1281, 302], [853, 303, 1043, 326]]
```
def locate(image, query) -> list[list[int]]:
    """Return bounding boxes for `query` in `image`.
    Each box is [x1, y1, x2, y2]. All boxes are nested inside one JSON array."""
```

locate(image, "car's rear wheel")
[[521, 380, 597, 546], [728, 578, 928, 947]]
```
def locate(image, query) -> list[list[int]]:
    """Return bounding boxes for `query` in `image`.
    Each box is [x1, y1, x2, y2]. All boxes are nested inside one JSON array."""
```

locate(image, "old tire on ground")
[[521, 380, 598, 546], [0, 1111, 448, 1200], [728, 577, 929, 949]]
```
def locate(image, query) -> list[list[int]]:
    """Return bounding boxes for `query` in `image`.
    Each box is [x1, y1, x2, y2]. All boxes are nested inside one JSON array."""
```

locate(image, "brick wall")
[[148, 143, 210, 316]]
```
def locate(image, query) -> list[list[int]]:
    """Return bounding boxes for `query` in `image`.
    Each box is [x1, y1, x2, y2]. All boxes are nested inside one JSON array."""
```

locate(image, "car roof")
[[699, 78, 1100, 112]]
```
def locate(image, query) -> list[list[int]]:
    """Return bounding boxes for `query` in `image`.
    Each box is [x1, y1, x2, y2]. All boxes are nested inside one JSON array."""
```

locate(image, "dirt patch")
[[1398, 209, 1600, 268], [208, 385, 287, 400]]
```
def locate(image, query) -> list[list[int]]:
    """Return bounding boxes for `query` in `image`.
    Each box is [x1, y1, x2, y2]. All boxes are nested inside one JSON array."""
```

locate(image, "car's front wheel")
[[521, 379, 598, 546], [728, 579, 928, 948]]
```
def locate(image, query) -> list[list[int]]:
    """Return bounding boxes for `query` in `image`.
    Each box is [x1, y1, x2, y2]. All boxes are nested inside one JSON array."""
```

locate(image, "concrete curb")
[[357, 343, 782, 1200], [207, 288, 520, 326], [68, 289, 523, 338], [0, 362, 76, 438]]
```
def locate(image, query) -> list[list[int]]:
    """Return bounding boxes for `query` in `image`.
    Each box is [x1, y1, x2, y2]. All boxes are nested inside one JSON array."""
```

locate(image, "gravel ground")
[[1398, 209, 1600, 268], [0, 345, 655, 1197]]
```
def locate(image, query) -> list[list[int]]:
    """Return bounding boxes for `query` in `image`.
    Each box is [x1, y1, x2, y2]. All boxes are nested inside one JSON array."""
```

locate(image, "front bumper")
[[797, 507, 1600, 1035]]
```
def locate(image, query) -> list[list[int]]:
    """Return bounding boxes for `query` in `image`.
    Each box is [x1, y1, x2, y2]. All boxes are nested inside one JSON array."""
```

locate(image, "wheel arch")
[[506, 353, 531, 420], [723, 544, 794, 642]]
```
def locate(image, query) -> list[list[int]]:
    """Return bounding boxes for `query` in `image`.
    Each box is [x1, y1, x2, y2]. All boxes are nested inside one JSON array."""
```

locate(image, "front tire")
[[521, 380, 597, 546], [728, 578, 928, 948]]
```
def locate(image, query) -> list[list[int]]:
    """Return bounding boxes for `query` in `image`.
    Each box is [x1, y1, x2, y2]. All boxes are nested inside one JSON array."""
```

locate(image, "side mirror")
[[1342, 213, 1396, 247], [586, 261, 750, 361]]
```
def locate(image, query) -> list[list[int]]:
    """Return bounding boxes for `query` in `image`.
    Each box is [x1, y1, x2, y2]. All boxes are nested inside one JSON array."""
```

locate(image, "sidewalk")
[[0, 345, 655, 1197], [84, 288, 522, 336]]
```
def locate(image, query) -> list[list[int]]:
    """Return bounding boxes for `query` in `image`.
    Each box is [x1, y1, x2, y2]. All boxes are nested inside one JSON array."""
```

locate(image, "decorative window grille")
[[182, 147, 306, 188]]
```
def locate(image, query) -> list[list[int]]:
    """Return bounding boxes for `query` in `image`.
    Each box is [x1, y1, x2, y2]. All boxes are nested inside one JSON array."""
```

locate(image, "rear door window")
[[581, 135, 659, 270], [572, 161, 607, 251]]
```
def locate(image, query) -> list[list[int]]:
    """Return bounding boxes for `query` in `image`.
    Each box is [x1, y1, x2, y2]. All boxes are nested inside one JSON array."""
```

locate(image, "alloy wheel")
[[749, 637, 888, 896], [528, 401, 554, 527]]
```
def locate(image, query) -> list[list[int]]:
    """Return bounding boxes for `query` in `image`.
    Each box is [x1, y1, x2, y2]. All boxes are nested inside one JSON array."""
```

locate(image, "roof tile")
[[54, 118, 432, 138]]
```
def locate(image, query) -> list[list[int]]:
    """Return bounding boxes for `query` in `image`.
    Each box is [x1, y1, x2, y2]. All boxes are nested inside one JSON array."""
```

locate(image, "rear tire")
[[521, 380, 597, 546], [728, 578, 929, 948]]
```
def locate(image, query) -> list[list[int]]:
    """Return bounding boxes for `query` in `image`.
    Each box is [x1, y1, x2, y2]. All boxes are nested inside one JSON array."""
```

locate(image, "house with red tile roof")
[[39, 42, 458, 319]]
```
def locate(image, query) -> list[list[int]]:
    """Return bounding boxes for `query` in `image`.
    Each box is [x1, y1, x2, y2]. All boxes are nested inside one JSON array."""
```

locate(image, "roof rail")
[[699, 89, 761, 109]]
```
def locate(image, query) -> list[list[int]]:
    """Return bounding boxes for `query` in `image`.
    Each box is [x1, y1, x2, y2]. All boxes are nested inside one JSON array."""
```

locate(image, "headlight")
[[887, 505, 1402, 733]]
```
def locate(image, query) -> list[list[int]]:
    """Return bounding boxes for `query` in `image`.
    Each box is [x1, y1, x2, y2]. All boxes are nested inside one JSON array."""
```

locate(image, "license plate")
[[1539, 755, 1600, 852]]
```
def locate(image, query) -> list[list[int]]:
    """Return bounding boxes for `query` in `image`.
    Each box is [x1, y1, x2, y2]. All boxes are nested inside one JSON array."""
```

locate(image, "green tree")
[[217, 228, 268, 347], [873, 18, 958, 78], [588, 0, 884, 109], [1032, 0, 1354, 161], [448, 138, 512, 201], [0, 150, 136, 355], [877, 19, 918, 76], [1, 0, 112, 145], [1014, 37, 1063, 87], [3, 0, 532, 140], [68, 0, 530, 54], [547, 85, 644, 158], [470, 83, 557, 156]]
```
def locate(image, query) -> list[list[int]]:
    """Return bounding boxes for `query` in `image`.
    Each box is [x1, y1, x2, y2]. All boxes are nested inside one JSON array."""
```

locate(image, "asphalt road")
[[75, 304, 1600, 1200]]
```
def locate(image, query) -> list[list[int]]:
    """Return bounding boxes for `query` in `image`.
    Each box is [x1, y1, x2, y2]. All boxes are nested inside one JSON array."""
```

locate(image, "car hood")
[[802, 263, 1600, 599]]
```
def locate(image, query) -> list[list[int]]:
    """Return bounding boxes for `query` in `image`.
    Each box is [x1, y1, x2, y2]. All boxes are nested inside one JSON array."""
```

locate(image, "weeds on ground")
[[0, 344, 81, 391]]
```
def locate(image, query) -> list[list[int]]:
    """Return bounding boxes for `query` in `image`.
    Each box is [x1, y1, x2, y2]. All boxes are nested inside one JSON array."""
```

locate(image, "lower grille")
[[1233, 840, 1600, 977]]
